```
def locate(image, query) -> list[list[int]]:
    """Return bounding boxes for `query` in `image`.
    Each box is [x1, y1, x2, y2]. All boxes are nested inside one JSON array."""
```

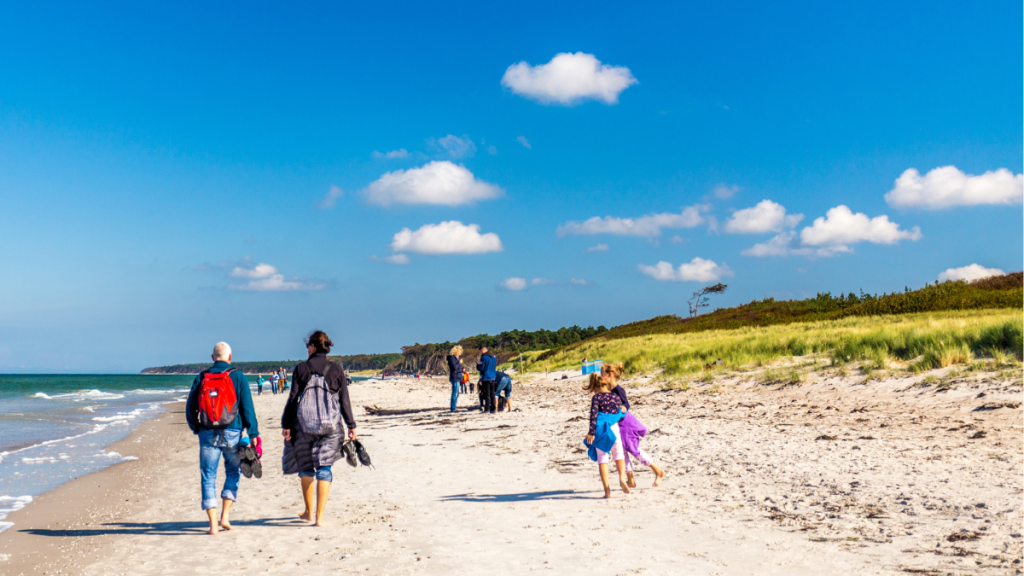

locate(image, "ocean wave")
[[127, 388, 189, 395], [0, 495, 33, 533], [20, 453, 70, 465], [31, 389, 125, 401], [0, 423, 110, 464]]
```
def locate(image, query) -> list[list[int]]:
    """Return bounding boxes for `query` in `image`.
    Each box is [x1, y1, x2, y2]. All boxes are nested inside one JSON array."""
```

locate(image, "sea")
[[0, 374, 196, 533]]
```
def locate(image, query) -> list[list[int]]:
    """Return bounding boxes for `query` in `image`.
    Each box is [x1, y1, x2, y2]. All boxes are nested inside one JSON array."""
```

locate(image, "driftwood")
[[363, 405, 448, 416]]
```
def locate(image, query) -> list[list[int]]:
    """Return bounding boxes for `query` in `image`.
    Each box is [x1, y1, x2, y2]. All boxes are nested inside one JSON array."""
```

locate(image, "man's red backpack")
[[197, 369, 239, 429]]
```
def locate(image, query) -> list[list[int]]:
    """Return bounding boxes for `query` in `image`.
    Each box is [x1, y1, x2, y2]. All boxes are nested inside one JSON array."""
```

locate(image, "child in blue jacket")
[[583, 373, 629, 498]]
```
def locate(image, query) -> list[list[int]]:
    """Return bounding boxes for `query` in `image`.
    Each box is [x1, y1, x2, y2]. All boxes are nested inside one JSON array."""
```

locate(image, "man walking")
[[186, 342, 260, 536], [476, 346, 497, 414]]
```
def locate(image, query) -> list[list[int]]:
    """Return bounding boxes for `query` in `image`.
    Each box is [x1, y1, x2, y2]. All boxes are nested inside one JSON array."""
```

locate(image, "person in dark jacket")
[[494, 370, 513, 412], [477, 346, 498, 414], [446, 345, 465, 413], [281, 331, 357, 527], [185, 341, 259, 535]]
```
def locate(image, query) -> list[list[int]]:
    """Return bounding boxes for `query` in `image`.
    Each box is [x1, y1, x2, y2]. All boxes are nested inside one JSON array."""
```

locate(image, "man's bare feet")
[[219, 520, 232, 531], [208, 524, 218, 536], [298, 511, 313, 521]]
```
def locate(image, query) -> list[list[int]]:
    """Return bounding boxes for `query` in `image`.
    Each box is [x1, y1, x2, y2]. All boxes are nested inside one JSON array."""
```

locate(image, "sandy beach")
[[1, 369, 1020, 575]]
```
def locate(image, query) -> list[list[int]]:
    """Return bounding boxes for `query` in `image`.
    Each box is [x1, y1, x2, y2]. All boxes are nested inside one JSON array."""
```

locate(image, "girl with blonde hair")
[[446, 345, 465, 412], [583, 372, 630, 498], [602, 363, 665, 487]]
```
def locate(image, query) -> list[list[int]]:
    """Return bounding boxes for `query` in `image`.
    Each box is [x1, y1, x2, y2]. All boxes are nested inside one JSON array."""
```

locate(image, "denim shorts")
[[299, 466, 333, 482]]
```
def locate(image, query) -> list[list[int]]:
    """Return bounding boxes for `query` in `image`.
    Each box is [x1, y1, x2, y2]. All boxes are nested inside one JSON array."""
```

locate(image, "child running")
[[583, 372, 630, 498], [602, 363, 666, 488]]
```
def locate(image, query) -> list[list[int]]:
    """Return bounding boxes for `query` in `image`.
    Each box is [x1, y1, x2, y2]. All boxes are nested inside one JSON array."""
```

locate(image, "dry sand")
[[1, 369, 1020, 575]]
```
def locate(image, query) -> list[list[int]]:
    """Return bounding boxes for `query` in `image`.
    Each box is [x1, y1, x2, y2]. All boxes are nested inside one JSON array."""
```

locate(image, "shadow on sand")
[[19, 517, 299, 537], [440, 489, 587, 503]]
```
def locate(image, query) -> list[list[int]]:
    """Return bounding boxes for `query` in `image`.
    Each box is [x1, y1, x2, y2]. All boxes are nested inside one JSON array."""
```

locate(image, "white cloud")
[[501, 52, 638, 106], [369, 254, 411, 265], [587, 243, 609, 252], [517, 136, 532, 149], [365, 161, 504, 206], [800, 205, 921, 250], [317, 185, 344, 209], [228, 274, 325, 292], [428, 134, 476, 159], [570, 278, 591, 286], [229, 263, 278, 279], [372, 148, 409, 159], [557, 205, 706, 238], [390, 221, 503, 255], [500, 277, 527, 291], [937, 264, 1006, 282], [724, 200, 803, 234], [713, 183, 740, 199], [531, 278, 552, 286], [742, 232, 801, 257], [638, 258, 733, 283], [885, 166, 1023, 209]]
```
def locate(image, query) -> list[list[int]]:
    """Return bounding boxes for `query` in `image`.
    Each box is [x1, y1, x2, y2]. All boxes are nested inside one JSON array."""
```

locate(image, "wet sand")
[[1, 368, 1020, 575]]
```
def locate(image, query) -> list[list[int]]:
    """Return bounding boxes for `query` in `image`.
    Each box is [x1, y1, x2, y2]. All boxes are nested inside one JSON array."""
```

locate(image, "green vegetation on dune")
[[524, 308, 1022, 377]]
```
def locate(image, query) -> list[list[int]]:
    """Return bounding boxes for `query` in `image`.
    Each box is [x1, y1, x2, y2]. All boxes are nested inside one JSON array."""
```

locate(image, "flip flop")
[[240, 458, 253, 478], [251, 458, 263, 479]]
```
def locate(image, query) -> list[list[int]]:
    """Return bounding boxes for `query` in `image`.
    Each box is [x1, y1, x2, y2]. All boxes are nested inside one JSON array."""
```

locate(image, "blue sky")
[[1, 1, 1020, 372]]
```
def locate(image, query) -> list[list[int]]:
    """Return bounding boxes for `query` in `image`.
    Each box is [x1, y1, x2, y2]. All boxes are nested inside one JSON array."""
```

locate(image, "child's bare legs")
[[299, 476, 315, 520], [624, 456, 636, 488], [615, 459, 630, 493], [650, 462, 666, 487], [205, 508, 219, 535], [314, 480, 332, 526], [598, 463, 612, 498]]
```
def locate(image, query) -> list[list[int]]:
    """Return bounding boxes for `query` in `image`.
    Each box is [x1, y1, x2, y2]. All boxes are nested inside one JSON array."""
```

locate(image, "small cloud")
[[531, 278, 552, 286], [799, 205, 921, 252], [428, 134, 476, 159], [713, 183, 740, 199], [885, 166, 1022, 209], [365, 161, 504, 206], [724, 200, 803, 234], [570, 278, 591, 286], [517, 136, 532, 149], [558, 204, 707, 238], [587, 243, 609, 252], [372, 148, 409, 159], [500, 277, 527, 291], [317, 185, 345, 209], [228, 275, 325, 292], [638, 257, 733, 283], [669, 236, 684, 244], [369, 254, 411, 265], [481, 139, 498, 155], [501, 52, 637, 106], [229, 263, 278, 279], [390, 221, 503, 255], [937, 264, 1006, 282]]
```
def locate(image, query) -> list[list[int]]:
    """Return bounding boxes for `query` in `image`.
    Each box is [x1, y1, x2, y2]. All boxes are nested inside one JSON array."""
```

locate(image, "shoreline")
[[1, 371, 1021, 575]]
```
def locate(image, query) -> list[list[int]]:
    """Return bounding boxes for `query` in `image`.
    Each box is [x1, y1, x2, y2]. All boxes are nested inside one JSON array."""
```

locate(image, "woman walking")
[[281, 331, 357, 526], [446, 345, 465, 413]]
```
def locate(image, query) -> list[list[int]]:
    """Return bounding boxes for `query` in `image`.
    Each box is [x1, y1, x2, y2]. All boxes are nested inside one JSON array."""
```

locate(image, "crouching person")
[[186, 341, 260, 535]]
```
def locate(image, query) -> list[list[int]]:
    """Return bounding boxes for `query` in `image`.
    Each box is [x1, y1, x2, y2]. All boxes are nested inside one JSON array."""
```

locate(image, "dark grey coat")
[[281, 353, 356, 474]]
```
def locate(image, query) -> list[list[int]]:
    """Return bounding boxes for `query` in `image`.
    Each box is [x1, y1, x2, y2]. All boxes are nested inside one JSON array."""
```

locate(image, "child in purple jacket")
[[603, 363, 666, 488]]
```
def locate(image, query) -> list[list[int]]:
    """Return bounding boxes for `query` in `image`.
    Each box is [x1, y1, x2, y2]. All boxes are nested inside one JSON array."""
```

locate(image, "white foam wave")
[[127, 388, 188, 395], [0, 495, 33, 532], [31, 389, 125, 402], [0, 424, 110, 465], [20, 454, 70, 465]]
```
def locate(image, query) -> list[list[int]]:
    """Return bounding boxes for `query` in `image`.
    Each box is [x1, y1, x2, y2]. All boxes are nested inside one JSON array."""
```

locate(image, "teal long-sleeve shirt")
[[185, 361, 260, 438]]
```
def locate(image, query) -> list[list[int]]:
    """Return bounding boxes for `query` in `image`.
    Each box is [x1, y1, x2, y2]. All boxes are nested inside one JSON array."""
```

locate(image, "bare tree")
[[687, 283, 728, 318]]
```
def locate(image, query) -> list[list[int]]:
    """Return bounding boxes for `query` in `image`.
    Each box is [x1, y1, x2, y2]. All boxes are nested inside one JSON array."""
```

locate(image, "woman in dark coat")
[[281, 330, 357, 526], [446, 345, 465, 413]]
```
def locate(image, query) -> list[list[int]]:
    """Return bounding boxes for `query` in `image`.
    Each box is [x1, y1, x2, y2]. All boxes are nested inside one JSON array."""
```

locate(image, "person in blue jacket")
[[476, 346, 498, 414], [185, 341, 260, 535]]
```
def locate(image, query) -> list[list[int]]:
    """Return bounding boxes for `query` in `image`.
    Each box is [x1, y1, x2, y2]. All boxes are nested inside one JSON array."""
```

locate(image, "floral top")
[[589, 392, 623, 436]]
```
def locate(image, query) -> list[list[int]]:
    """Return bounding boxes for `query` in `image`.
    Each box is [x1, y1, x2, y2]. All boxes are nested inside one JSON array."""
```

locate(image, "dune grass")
[[521, 308, 1022, 378]]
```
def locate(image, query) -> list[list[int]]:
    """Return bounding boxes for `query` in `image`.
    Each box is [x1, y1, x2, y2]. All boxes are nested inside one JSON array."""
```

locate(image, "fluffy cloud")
[[799, 205, 921, 249], [638, 257, 733, 283], [501, 52, 638, 105], [369, 254, 411, 265], [937, 264, 1006, 282], [724, 200, 803, 234], [428, 134, 476, 159], [365, 161, 503, 206], [713, 183, 740, 200], [229, 263, 278, 279], [517, 136, 532, 149], [372, 148, 409, 159], [587, 243, 609, 252], [317, 185, 344, 209], [885, 166, 1023, 209], [557, 205, 706, 238], [390, 221, 503, 255], [228, 274, 325, 292], [500, 277, 527, 291], [742, 232, 851, 258]]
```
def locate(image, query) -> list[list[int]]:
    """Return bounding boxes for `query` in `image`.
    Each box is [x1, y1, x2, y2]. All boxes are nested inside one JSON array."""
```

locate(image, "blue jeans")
[[198, 429, 241, 510], [494, 375, 512, 398], [299, 466, 333, 482], [449, 380, 460, 412]]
